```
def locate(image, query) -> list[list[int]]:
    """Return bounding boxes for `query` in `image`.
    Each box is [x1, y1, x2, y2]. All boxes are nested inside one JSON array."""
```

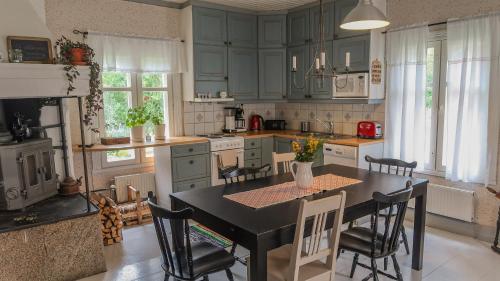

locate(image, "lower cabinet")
[[172, 154, 211, 182], [173, 177, 211, 193]]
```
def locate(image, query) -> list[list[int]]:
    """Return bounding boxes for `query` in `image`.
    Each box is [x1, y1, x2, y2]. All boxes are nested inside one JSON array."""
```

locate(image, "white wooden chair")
[[267, 191, 346, 281], [272, 152, 296, 175]]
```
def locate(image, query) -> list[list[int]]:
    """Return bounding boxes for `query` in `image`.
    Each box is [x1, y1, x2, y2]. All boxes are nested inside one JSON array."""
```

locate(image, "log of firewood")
[[105, 220, 113, 229], [114, 236, 123, 242]]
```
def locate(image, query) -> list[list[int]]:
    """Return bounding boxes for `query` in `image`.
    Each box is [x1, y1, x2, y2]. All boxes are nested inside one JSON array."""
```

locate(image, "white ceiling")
[[163, 0, 318, 11]]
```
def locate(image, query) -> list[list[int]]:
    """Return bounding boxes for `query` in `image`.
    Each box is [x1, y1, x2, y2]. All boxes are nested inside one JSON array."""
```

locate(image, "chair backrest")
[[272, 152, 296, 175], [221, 164, 271, 184], [365, 155, 417, 177], [287, 191, 346, 281], [371, 181, 413, 257], [147, 194, 195, 280]]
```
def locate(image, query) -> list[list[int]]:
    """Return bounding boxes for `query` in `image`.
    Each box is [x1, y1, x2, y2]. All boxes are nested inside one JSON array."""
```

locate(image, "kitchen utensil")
[[357, 121, 382, 139], [249, 115, 264, 131], [264, 120, 286, 130], [300, 121, 311, 132]]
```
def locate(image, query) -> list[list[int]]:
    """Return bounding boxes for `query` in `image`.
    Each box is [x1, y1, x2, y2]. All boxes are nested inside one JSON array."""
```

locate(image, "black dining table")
[[170, 164, 429, 281]]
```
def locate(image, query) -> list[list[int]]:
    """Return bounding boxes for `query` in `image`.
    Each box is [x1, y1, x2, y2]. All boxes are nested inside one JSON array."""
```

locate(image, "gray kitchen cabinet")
[[274, 137, 292, 153], [194, 44, 228, 81], [171, 142, 210, 157], [310, 2, 335, 42], [244, 138, 262, 149], [287, 45, 310, 99], [245, 148, 261, 160], [173, 177, 211, 193], [259, 49, 287, 100], [245, 158, 262, 169], [334, 0, 369, 39], [288, 9, 310, 46], [333, 35, 370, 72], [228, 48, 258, 99], [228, 12, 258, 48], [193, 7, 227, 46], [172, 154, 211, 182], [258, 15, 287, 48], [261, 137, 274, 168], [309, 41, 334, 99]]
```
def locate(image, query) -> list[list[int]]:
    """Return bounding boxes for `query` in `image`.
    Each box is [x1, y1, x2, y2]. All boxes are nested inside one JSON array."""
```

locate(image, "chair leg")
[[401, 225, 410, 255], [164, 272, 170, 281], [384, 257, 388, 270], [371, 258, 379, 281], [349, 253, 359, 278], [203, 276, 209, 281], [225, 269, 235, 281], [391, 254, 403, 281]]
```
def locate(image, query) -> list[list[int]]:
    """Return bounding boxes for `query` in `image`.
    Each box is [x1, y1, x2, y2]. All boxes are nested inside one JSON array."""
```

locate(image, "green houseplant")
[[55, 36, 103, 131], [145, 97, 165, 140], [126, 106, 148, 142]]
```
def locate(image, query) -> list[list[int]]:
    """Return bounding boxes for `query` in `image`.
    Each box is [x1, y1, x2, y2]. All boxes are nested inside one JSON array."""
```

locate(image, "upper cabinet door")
[[334, 0, 370, 39], [258, 15, 287, 48], [228, 48, 258, 100], [259, 49, 287, 100], [287, 9, 310, 46], [310, 2, 335, 42], [309, 41, 334, 99], [287, 45, 310, 99], [194, 44, 228, 81], [333, 35, 370, 72], [228, 13, 257, 48], [193, 7, 227, 46]]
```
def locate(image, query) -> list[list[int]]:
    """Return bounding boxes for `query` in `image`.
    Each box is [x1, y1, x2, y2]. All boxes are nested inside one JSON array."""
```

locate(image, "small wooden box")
[[101, 137, 130, 145]]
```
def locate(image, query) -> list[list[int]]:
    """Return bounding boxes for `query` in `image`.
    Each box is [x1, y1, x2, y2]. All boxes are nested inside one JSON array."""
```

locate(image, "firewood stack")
[[91, 193, 124, 246]]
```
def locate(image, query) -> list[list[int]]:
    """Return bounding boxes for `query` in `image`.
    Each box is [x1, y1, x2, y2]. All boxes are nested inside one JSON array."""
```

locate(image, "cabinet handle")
[[251, 153, 255, 157], [224, 41, 228, 45], [251, 142, 255, 146], [189, 160, 194, 164], [224, 76, 228, 80], [188, 148, 194, 152], [190, 184, 195, 188], [228, 41, 232, 45]]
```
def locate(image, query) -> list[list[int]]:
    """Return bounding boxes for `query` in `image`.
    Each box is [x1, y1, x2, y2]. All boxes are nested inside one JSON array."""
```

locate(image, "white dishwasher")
[[323, 142, 384, 169]]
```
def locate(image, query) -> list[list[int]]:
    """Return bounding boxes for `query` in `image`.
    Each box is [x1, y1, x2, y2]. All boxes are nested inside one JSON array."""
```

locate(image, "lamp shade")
[[340, 0, 389, 30]]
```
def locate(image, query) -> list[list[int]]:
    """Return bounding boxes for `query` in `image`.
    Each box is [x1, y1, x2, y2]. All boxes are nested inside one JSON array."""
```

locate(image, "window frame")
[[99, 71, 170, 169], [422, 30, 447, 175]]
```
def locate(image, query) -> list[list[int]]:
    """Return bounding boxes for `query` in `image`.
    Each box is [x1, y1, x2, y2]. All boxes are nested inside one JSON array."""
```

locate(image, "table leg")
[[249, 242, 267, 281], [412, 188, 427, 270]]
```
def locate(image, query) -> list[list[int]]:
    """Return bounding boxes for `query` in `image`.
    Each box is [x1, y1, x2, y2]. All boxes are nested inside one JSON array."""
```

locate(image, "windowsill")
[[72, 136, 208, 152], [92, 161, 154, 174], [414, 169, 446, 178]]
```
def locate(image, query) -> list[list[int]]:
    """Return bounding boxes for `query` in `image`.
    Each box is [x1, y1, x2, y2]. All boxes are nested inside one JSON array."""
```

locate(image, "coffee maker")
[[234, 106, 246, 132]]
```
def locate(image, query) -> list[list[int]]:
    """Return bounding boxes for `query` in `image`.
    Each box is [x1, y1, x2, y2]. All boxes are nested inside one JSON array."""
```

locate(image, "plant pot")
[[154, 124, 166, 140], [70, 48, 87, 65], [131, 126, 144, 142], [291, 161, 314, 189]]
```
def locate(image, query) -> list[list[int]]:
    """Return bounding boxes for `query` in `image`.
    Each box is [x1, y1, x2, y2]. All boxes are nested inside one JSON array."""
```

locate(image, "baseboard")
[[405, 208, 496, 243]]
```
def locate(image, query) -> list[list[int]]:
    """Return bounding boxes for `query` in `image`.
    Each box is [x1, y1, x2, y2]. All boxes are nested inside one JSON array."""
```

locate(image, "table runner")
[[223, 173, 362, 209]]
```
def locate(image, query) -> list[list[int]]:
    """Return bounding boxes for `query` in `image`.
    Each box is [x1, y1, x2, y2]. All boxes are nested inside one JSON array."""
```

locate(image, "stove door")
[[211, 149, 244, 186], [20, 149, 44, 204]]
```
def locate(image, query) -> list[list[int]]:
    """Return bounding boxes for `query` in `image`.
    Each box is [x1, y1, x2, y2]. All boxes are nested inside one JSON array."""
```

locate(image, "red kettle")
[[249, 115, 264, 131]]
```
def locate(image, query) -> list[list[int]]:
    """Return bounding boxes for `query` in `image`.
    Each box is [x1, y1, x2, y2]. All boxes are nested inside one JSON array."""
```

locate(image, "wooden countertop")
[[72, 136, 208, 152], [235, 130, 384, 147]]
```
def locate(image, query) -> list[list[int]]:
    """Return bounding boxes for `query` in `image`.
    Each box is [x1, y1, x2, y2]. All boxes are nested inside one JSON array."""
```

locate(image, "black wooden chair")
[[339, 181, 413, 281], [221, 164, 272, 184], [148, 193, 236, 281], [220, 164, 272, 266], [364, 155, 417, 267]]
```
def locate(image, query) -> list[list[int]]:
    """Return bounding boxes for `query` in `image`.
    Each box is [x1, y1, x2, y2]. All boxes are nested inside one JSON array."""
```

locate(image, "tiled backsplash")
[[275, 103, 385, 136], [183, 102, 276, 135]]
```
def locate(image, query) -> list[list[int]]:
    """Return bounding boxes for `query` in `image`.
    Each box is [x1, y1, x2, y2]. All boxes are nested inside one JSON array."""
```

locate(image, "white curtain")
[[446, 15, 500, 185], [87, 33, 186, 73], [384, 26, 429, 169]]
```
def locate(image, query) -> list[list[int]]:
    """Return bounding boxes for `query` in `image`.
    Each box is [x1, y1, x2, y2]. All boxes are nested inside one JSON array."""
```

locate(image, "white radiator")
[[113, 173, 156, 203], [408, 183, 475, 222]]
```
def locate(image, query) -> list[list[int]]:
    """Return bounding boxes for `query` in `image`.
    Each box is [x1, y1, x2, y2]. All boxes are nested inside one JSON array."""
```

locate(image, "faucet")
[[316, 118, 335, 135]]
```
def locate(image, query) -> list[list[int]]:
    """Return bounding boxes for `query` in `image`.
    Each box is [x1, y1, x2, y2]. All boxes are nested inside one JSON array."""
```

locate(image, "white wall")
[[0, 0, 53, 58]]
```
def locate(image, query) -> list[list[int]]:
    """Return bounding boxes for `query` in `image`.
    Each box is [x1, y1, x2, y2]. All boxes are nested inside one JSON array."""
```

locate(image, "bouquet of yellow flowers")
[[291, 136, 323, 162]]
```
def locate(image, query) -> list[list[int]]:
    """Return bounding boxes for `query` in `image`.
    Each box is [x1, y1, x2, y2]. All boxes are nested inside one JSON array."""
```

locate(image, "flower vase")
[[291, 161, 314, 189]]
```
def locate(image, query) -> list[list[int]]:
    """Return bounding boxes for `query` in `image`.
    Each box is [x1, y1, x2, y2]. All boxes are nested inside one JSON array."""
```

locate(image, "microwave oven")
[[332, 73, 369, 98]]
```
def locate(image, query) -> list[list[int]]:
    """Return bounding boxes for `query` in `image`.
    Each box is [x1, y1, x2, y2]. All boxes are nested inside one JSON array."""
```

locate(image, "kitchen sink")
[[293, 132, 353, 139]]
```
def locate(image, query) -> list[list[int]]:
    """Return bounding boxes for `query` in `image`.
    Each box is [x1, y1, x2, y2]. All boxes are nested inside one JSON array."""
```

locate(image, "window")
[[101, 71, 169, 166], [423, 32, 447, 174]]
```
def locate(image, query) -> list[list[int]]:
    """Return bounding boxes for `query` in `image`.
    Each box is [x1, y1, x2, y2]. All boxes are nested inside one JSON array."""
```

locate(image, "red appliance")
[[249, 115, 264, 131], [357, 121, 383, 139]]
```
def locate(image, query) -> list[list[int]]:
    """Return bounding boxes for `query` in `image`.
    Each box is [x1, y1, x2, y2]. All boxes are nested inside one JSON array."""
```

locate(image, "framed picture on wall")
[[7, 36, 53, 64]]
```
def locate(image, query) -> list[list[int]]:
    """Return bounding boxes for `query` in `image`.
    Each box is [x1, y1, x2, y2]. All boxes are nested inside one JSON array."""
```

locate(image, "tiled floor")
[[79, 223, 500, 281]]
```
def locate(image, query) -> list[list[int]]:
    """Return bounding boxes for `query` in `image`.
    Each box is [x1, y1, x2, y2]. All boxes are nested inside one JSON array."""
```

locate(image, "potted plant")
[[290, 136, 323, 189], [55, 36, 103, 134], [125, 106, 148, 142], [145, 97, 165, 140]]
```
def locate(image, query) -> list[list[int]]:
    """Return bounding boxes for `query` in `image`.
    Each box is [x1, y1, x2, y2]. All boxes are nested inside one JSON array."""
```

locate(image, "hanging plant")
[[56, 36, 103, 131]]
